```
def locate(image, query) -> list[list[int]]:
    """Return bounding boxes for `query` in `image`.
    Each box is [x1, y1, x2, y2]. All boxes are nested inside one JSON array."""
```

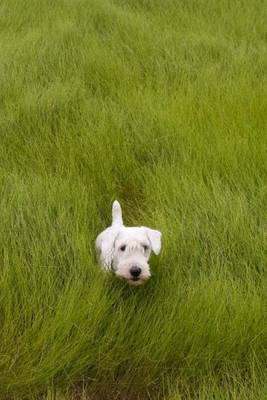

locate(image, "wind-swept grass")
[[0, 0, 266, 398]]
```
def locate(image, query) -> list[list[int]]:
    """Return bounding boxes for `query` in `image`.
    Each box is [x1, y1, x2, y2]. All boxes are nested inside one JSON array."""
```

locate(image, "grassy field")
[[0, 0, 266, 398]]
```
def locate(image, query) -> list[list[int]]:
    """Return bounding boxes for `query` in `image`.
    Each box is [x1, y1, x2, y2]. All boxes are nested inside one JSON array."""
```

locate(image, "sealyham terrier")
[[96, 201, 161, 286]]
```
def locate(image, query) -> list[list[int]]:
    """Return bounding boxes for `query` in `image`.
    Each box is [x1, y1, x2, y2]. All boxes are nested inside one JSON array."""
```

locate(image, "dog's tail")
[[112, 200, 123, 226]]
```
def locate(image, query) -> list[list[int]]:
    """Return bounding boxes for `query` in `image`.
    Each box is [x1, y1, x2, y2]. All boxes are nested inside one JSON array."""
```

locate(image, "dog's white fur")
[[96, 201, 161, 286]]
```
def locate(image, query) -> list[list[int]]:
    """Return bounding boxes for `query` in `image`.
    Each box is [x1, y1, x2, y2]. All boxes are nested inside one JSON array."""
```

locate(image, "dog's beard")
[[114, 262, 151, 286]]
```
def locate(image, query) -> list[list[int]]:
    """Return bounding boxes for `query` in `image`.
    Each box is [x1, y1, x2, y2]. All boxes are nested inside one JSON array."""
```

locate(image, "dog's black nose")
[[130, 266, 141, 277]]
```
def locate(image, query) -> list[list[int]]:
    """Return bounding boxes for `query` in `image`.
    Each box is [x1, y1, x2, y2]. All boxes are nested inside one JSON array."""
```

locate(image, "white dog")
[[96, 201, 161, 286]]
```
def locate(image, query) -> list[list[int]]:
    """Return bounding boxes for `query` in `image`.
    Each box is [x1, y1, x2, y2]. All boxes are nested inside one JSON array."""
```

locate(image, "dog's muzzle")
[[112, 256, 151, 285]]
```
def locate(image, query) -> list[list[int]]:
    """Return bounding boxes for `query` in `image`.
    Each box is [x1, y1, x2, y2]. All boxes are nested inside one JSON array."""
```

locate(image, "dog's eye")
[[120, 245, 126, 251], [143, 245, 149, 252]]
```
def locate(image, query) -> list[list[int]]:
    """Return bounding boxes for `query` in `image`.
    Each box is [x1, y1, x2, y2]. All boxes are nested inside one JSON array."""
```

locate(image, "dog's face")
[[112, 227, 161, 286]]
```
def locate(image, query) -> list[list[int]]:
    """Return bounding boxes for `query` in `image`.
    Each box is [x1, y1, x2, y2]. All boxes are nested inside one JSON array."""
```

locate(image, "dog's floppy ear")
[[96, 228, 120, 269], [143, 227, 162, 255]]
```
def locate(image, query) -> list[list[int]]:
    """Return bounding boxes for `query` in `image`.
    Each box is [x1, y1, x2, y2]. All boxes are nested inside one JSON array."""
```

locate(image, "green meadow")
[[0, 0, 266, 398]]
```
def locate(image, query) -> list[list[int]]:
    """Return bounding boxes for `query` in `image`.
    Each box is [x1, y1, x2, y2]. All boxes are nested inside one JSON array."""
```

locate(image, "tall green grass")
[[0, 0, 266, 398]]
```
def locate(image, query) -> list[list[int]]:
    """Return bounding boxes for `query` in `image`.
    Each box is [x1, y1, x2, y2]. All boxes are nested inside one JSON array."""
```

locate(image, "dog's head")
[[98, 226, 161, 286]]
